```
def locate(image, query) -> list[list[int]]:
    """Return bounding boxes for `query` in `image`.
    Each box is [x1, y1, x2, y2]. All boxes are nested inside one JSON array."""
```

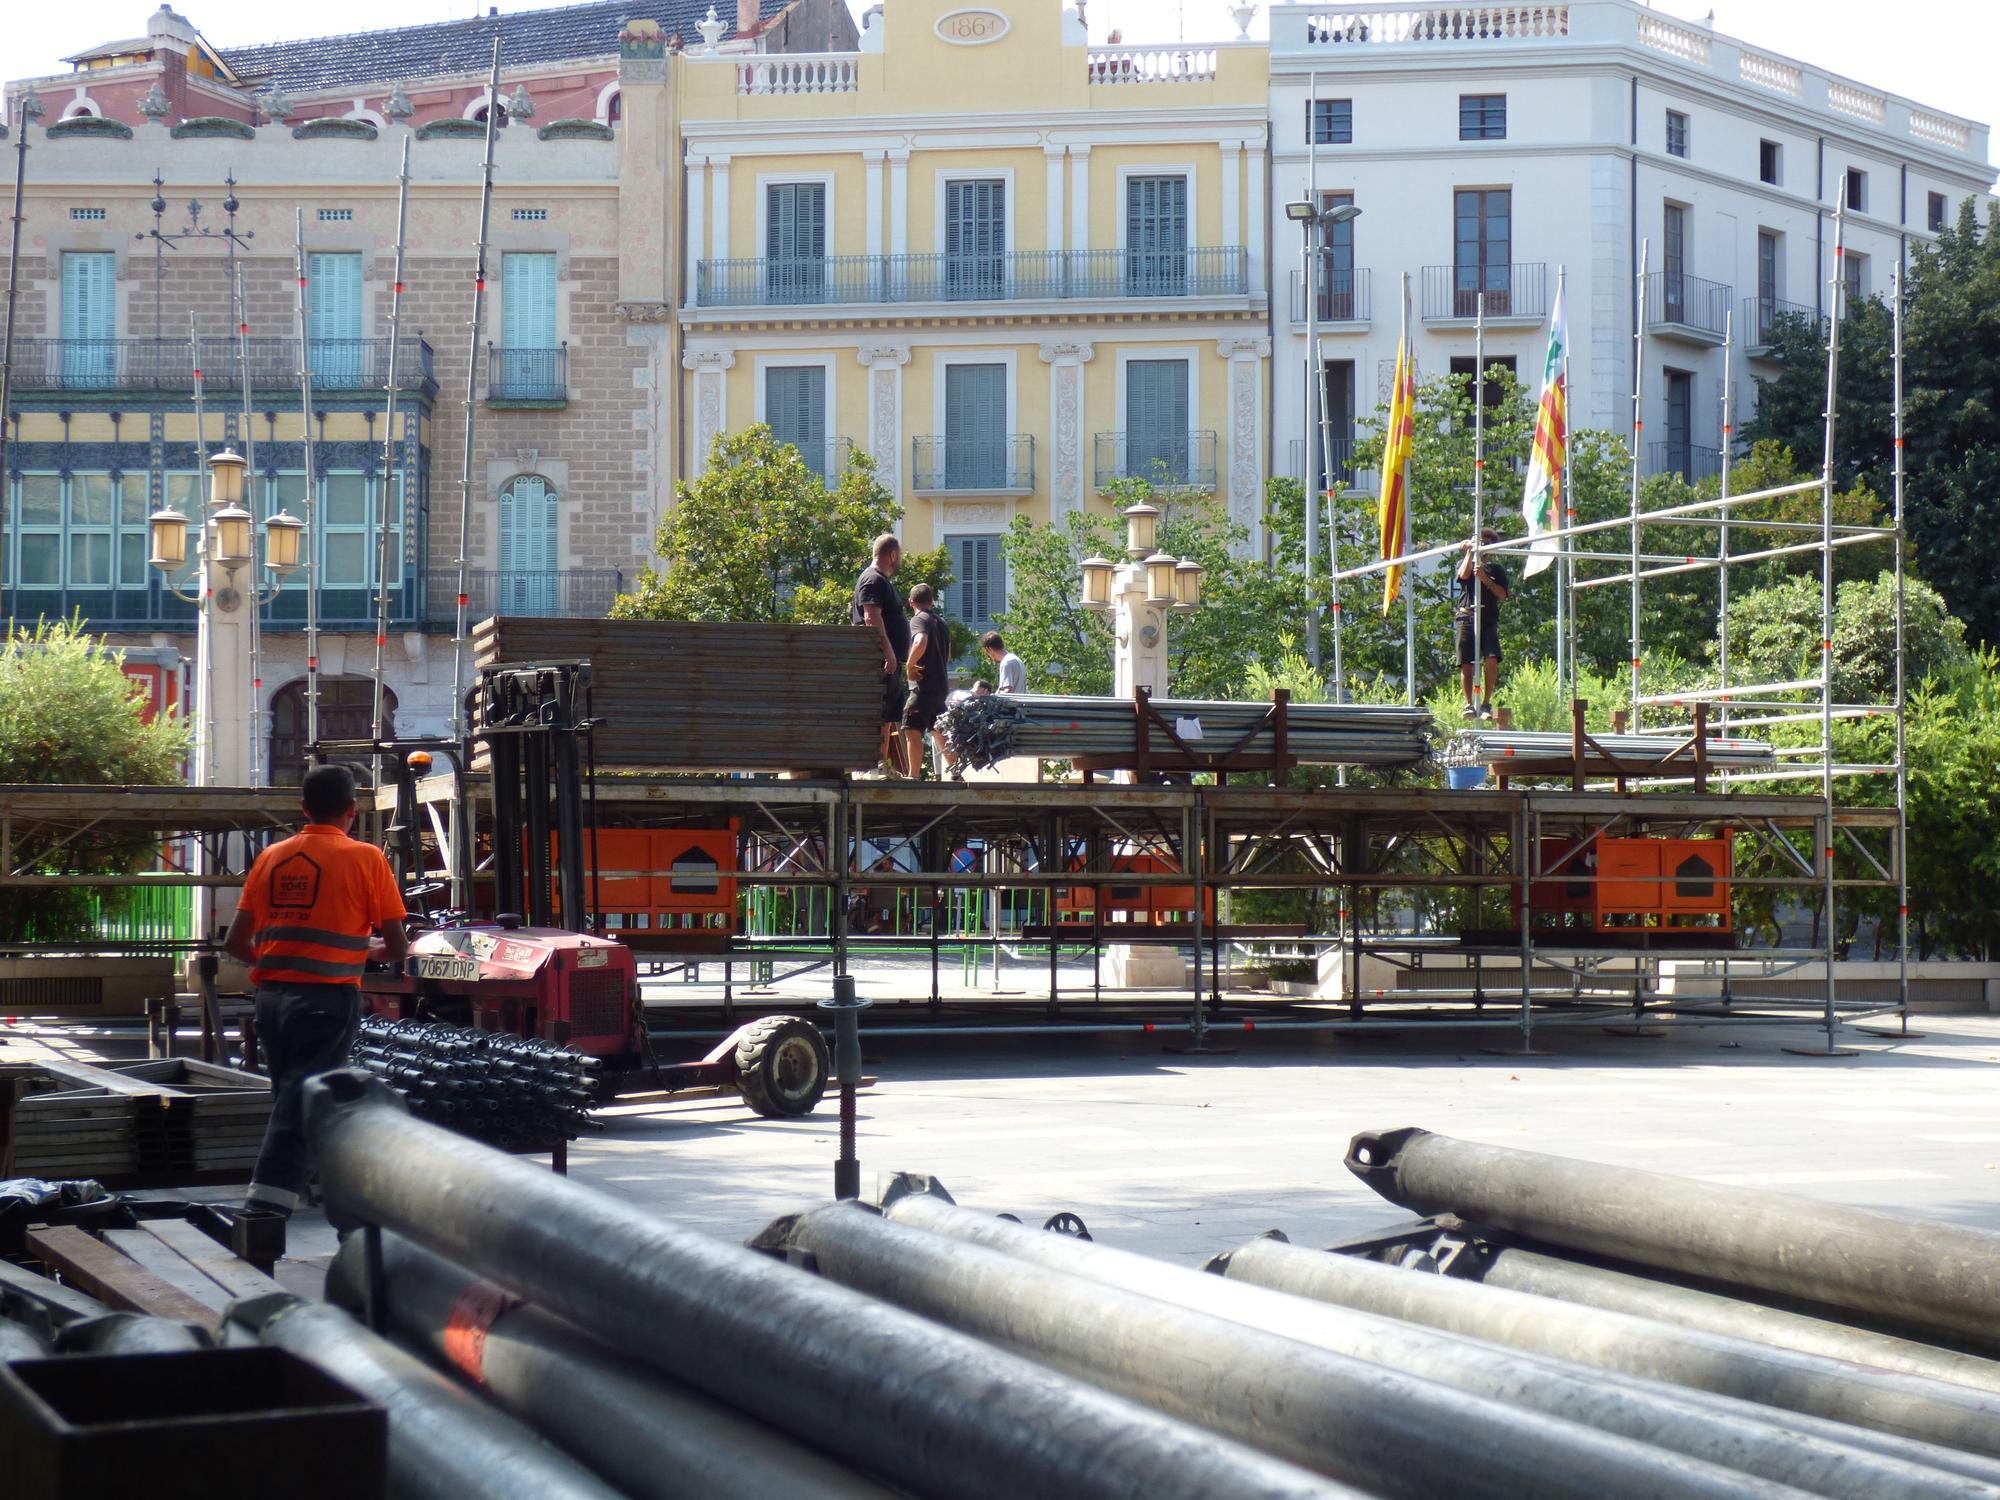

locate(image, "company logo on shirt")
[[270, 853, 323, 910]]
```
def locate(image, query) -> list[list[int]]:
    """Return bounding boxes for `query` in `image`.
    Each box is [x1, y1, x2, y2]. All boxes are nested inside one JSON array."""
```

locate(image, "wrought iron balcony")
[[694, 247, 1248, 309], [1093, 430, 1218, 490], [1741, 296, 1828, 354], [1287, 437, 1379, 495], [487, 343, 568, 405], [1288, 266, 1373, 325], [8, 337, 438, 398], [1645, 441, 1724, 484], [910, 435, 1036, 494], [1419, 262, 1549, 321], [1645, 271, 1732, 342], [443, 568, 627, 621]]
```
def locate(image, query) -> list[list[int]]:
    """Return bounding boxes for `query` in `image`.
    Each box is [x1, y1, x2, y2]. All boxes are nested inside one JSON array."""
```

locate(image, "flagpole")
[[1401, 272, 1416, 706], [1471, 290, 1486, 711], [1629, 238, 1649, 730], [1718, 305, 1735, 754], [1303, 69, 1321, 673], [1552, 264, 1568, 700]]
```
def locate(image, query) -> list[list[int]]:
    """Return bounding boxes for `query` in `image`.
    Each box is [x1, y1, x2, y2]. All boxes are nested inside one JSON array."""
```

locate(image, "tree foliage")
[[611, 425, 962, 650], [1744, 198, 2000, 645], [0, 619, 189, 941]]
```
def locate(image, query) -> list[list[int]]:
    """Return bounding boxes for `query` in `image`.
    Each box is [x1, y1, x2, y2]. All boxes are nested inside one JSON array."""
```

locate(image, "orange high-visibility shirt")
[[238, 823, 406, 987]]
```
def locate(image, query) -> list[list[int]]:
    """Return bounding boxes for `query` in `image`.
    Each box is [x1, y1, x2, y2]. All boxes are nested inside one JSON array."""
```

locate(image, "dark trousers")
[[249, 982, 363, 1209]]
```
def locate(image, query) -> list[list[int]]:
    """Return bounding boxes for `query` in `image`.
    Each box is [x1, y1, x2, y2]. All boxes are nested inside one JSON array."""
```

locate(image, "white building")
[[1268, 0, 1994, 514]]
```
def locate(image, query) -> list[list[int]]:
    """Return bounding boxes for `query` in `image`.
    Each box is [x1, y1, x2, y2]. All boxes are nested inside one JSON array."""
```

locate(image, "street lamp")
[[1287, 198, 1362, 673], [1080, 499, 1206, 699]]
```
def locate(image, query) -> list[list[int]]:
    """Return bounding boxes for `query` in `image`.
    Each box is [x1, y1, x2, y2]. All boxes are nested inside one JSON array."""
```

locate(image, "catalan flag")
[[1377, 279, 1417, 611], [1521, 280, 1568, 578]]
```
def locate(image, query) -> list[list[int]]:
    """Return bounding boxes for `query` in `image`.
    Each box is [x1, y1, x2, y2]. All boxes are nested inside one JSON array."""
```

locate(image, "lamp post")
[[1080, 499, 1204, 703], [1284, 197, 1362, 674]]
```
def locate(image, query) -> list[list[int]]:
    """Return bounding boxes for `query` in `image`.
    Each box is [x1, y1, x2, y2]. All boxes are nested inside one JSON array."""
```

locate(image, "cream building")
[[674, 0, 1273, 637]]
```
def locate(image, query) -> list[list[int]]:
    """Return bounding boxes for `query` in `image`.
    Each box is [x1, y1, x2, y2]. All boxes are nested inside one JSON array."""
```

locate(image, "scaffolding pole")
[[188, 313, 215, 944], [1556, 264, 1573, 701], [1628, 239, 1648, 729], [235, 264, 262, 786], [1717, 308, 1734, 768], [1891, 263, 1911, 1031], [0, 99, 27, 525], [1304, 68, 1320, 673], [1470, 291, 1486, 707], [292, 210, 323, 755], [371, 136, 413, 788], [451, 39, 504, 744]]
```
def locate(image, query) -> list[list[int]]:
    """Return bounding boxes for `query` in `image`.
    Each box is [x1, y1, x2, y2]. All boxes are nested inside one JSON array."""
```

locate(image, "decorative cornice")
[[681, 349, 736, 371], [855, 343, 913, 368], [1216, 336, 1272, 359], [1038, 341, 1096, 363], [614, 300, 673, 324]]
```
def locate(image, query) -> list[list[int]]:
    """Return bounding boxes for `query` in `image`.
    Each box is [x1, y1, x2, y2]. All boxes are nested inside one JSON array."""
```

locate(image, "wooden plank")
[[24, 1226, 219, 1329], [102, 1228, 233, 1318], [0, 1255, 109, 1324], [139, 1219, 284, 1302]]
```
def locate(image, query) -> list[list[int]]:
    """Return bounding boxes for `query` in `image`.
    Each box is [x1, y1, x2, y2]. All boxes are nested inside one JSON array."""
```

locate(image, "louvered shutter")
[[61, 252, 116, 386], [765, 183, 826, 303], [765, 367, 828, 480], [945, 179, 1005, 299], [1125, 175, 1187, 295], [945, 363, 1006, 489], [308, 252, 364, 388], [498, 476, 559, 614], [1126, 360, 1189, 484]]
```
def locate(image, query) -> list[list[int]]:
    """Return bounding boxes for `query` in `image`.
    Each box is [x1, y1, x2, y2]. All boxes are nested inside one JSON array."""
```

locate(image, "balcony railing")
[[1, 579, 421, 632], [1741, 296, 1828, 352], [487, 343, 567, 404], [910, 435, 1036, 494], [1288, 266, 1373, 325], [1645, 442, 1723, 484], [1287, 436, 1379, 495], [1645, 271, 1732, 341], [693, 247, 1248, 309], [1419, 263, 1549, 321], [443, 569, 626, 621], [1094, 431, 1219, 490], [1302, 6, 1572, 45], [10, 337, 438, 398]]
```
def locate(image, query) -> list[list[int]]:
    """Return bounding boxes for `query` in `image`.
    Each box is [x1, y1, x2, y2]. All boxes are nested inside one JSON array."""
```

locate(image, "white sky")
[[3, 1, 1994, 128]]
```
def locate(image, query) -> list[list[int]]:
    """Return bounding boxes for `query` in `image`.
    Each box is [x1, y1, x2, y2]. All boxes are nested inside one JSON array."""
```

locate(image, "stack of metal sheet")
[[473, 617, 884, 773], [1448, 728, 1777, 769], [940, 693, 1435, 772]]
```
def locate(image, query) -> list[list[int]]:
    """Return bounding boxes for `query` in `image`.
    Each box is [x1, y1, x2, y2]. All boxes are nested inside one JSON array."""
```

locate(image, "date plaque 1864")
[[935, 8, 1010, 44]]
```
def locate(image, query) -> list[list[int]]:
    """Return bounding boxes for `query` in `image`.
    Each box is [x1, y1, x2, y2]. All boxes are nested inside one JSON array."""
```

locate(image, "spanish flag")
[[1521, 280, 1568, 577], [1378, 279, 1417, 610]]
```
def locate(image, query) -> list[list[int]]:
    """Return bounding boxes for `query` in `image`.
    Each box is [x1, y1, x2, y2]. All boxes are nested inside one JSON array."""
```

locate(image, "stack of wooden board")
[[0, 1059, 271, 1186], [472, 616, 884, 772], [18, 1218, 283, 1336]]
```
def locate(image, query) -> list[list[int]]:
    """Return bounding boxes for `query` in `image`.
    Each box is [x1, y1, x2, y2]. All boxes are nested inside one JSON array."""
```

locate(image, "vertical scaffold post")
[[1891, 264, 1912, 1034], [1628, 239, 1649, 731], [371, 136, 412, 791], [291, 213, 322, 754], [1717, 308, 1734, 762], [235, 265, 263, 787]]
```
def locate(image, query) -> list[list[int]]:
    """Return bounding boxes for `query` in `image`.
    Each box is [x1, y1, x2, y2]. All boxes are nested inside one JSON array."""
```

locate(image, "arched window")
[[471, 102, 508, 125], [606, 91, 621, 123], [497, 473, 559, 615], [269, 677, 396, 785]]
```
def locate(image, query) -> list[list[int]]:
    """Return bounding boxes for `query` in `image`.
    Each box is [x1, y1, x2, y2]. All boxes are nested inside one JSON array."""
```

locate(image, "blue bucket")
[[1447, 765, 1490, 791]]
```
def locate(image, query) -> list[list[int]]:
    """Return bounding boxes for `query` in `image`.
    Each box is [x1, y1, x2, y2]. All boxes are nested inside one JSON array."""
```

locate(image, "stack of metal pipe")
[[261, 1073, 2000, 1500], [940, 692, 1434, 773], [1447, 728, 1778, 768], [349, 1017, 599, 1149]]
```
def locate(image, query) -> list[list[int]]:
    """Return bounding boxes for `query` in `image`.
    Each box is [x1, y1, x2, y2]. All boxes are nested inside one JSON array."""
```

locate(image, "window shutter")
[[765, 366, 827, 474], [502, 253, 558, 349], [1126, 360, 1189, 481], [499, 476, 559, 613], [945, 364, 1007, 488], [61, 252, 117, 386], [307, 252, 364, 387]]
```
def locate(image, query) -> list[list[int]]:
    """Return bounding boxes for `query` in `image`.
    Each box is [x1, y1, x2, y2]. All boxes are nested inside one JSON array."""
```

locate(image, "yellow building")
[[675, 0, 1270, 635]]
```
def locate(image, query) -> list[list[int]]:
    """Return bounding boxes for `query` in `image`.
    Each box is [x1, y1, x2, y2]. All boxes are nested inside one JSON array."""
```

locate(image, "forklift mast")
[[478, 660, 601, 933]]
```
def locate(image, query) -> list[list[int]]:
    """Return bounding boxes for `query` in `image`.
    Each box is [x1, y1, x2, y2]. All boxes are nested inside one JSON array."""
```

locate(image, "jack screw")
[[819, 974, 870, 1200]]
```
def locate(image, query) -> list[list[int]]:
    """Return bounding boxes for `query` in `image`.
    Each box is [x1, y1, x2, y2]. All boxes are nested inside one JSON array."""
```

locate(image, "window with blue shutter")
[[765, 366, 830, 482], [499, 252, 559, 398], [765, 183, 827, 304], [60, 251, 117, 387], [307, 251, 365, 389], [498, 474, 559, 615], [944, 179, 1006, 300], [945, 533, 1003, 641], [945, 363, 1007, 489], [1125, 175, 1188, 296], [1126, 360, 1190, 485]]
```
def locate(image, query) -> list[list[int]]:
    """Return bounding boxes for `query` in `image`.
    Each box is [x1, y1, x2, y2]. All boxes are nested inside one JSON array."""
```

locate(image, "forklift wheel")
[[734, 1016, 831, 1118]]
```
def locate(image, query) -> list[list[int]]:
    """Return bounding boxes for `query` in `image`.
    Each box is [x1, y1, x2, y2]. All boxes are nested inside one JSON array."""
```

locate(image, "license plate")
[[410, 954, 481, 982]]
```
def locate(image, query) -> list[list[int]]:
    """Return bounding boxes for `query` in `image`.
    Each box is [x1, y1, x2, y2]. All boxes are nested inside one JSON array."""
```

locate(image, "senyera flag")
[[1521, 280, 1568, 578], [1378, 282, 1417, 610]]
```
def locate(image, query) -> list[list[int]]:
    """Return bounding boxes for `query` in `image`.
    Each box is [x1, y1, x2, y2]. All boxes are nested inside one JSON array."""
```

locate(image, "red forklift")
[[347, 661, 828, 1120]]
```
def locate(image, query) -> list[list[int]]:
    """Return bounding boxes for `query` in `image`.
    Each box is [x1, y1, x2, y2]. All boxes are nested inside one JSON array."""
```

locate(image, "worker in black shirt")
[[901, 583, 954, 779], [1456, 527, 1509, 722], [851, 534, 911, 775]]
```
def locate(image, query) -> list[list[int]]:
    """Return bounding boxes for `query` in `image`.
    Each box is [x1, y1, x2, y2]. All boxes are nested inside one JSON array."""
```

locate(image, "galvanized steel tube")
[[1346, 1126, 2000, 1347], [58, 1312, 205, 1355], [325, 1232, 898, 1500], [1217, 1232, 2000, 1460], [884, 1190, 1999, 1500], [774, 1200, 1799, 1500], [302, 1073, 1350, 1500], [237, 1294, 623, 1500], [0, 1318, 48, 1360], [1474, 1245, 2000, 1400]]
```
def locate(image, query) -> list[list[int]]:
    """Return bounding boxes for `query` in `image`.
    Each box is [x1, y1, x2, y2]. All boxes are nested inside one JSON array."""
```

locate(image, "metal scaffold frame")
[[1321, 197, 1911, 1051]]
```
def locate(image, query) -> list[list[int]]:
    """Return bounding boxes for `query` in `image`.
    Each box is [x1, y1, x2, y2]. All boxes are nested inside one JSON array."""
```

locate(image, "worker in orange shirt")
[[223, 764, 408, 1216]]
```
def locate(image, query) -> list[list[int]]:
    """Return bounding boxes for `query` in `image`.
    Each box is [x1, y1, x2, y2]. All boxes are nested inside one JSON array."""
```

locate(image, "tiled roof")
[[219, 0, 794, 94]]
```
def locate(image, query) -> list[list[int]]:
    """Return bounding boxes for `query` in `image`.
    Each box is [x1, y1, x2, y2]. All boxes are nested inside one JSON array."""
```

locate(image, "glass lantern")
[[1121, 501, 1159, 559], [263, 510, 306, 575], [148, 506, 190, 572], [1144, 550, 1177, 606], [212, 503, 255, 571], [1173, 557, 1206, 611], [205, 447, 247, 509], [1079, 555, 1114, 610]]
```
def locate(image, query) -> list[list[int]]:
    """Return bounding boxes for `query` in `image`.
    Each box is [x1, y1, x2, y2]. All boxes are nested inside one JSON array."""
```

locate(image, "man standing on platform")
[[902, 583, 954, 778], [1456, 528, 1509, 721], [223, 764, 407, 1216], [851, 534, 911, 775]]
